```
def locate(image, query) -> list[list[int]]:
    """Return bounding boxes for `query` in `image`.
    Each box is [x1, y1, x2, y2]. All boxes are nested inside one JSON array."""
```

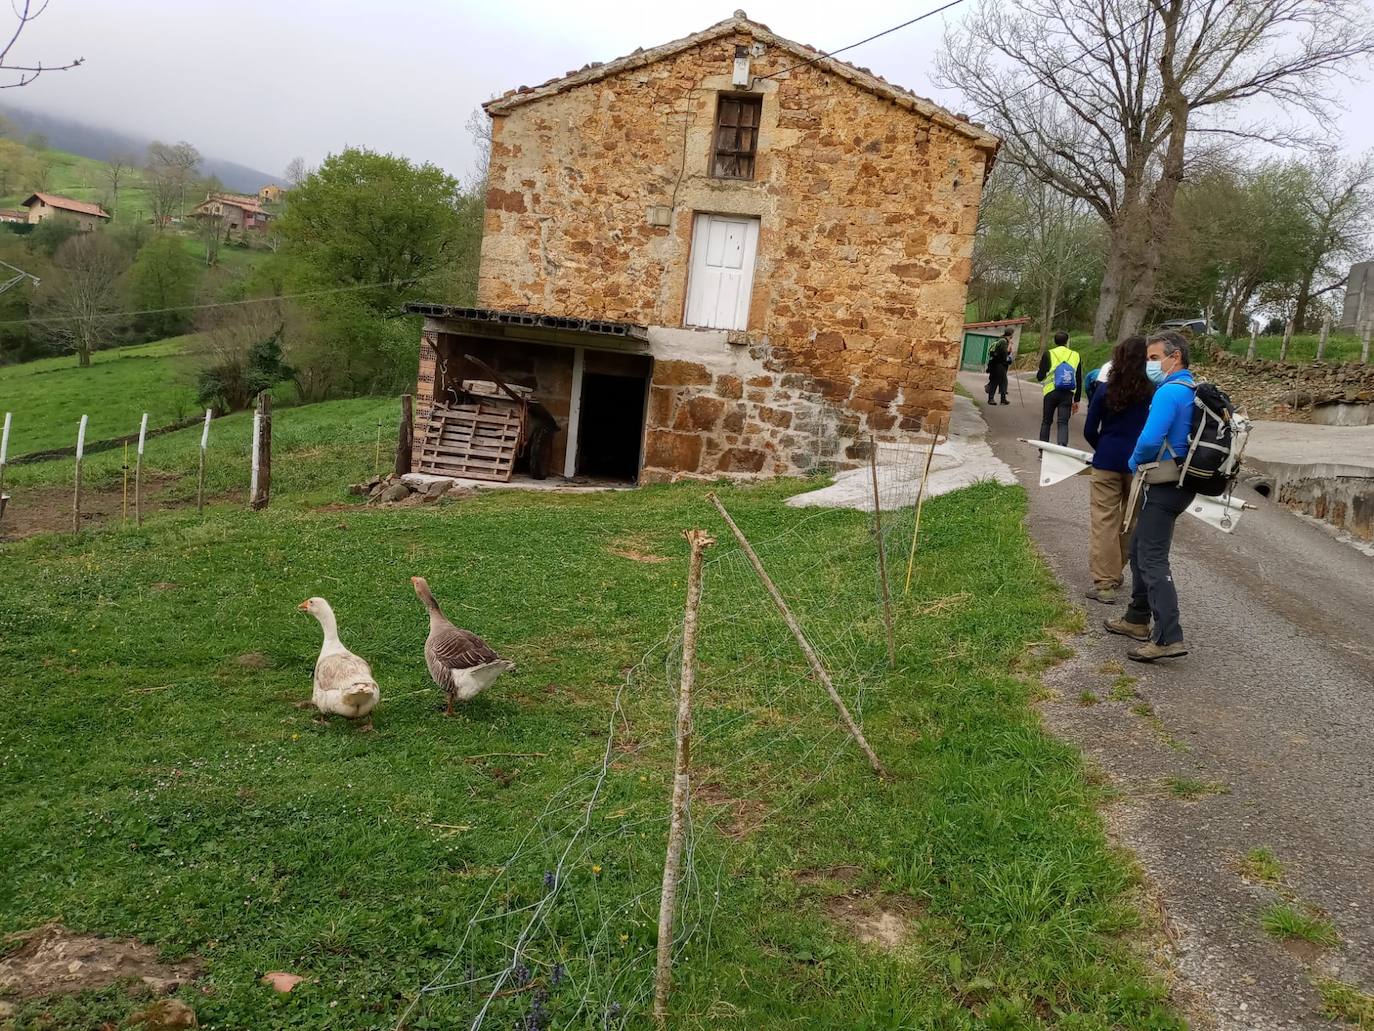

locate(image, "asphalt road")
[[961, 371, 1374, 1030]]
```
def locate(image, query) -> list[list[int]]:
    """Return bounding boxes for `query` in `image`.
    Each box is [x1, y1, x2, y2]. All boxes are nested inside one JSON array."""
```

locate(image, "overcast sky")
[[8, 0, 1374, 182]]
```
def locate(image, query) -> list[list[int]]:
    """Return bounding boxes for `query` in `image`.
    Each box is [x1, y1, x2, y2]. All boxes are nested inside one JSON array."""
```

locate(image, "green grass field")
[[0, 337, 204, 459], [1, 149, 158, 226], [0, 444, 1183, 1028], [5, 394, 396, 501]]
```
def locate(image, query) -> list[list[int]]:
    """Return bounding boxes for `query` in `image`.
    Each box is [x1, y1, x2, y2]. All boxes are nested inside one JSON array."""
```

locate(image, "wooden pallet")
[[415, 401, 524, 482]]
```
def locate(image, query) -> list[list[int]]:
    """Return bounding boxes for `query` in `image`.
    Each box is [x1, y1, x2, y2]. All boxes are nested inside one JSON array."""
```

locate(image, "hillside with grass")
[[0, 336, 201, 458]]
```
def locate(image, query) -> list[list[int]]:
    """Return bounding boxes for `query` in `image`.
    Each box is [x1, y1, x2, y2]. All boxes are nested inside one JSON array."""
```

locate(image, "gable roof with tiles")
[[21, 192, 111, 219], [483, 13, 998, 151]]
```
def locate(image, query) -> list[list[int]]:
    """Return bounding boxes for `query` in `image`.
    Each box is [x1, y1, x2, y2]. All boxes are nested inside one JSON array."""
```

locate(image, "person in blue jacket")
[[1104, 332, 1196, 662], [1082, 335, 1152, 605]]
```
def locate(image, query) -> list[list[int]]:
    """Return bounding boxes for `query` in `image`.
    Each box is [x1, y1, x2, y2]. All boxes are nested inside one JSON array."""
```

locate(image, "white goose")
[[411, 576, 515, 714], [298, 597, 380, 730]]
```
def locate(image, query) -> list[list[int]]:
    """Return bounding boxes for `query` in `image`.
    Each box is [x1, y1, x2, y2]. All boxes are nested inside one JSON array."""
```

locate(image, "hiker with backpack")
[[1104, 332, 1199, 662], [985, 328, 1014, 405], [1082, 335, 1153, 605], [1036, 331, 1082, 446]]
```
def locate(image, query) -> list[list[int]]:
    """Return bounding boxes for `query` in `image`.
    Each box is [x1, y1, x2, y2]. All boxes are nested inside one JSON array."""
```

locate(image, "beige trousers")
[[1089, 468, 1134, 589]]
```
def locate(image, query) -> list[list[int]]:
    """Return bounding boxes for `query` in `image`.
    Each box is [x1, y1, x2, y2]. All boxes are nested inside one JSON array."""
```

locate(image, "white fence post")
[[73, 415, 88, 533], [136, 413, 148, 527], [197, 409, 212, 516]]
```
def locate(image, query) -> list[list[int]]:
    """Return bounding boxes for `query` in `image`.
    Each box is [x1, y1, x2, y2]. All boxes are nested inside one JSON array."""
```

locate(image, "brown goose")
[[411, 576, 515, 714]]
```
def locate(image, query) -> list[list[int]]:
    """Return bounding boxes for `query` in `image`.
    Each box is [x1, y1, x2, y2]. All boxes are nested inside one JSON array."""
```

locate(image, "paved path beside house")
[[960, 371, 1374, 1031]]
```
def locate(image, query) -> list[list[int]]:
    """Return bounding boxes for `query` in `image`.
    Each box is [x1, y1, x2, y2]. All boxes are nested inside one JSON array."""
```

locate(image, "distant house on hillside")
[[258, 184, 284, 204], [21, 192, 111, 231], [0, 209, 27, 223], [191, 193, 272, 232]]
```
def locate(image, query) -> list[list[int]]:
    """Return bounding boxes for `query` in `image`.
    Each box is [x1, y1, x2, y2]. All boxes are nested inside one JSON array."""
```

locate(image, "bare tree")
[[37, 234, 128, 367], [1291, 152, 1374, 331], [145, 166, 180, 229], [147, 139, 202, 219], [0, 0, 83, 87], [102, 153, 135, 218], [198, 208, 224, 267], [284, 156, 311, 188], [940, 0, 1374, 343], [464, 107, 493, 191]]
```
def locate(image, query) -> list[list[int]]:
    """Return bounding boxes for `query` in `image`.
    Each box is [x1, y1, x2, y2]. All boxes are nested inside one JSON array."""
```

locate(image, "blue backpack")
[[1053, 359, 1076, 390]]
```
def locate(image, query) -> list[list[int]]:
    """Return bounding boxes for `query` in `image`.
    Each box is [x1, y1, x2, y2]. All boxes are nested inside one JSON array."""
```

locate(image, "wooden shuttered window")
[[712, 94, 762, 180]]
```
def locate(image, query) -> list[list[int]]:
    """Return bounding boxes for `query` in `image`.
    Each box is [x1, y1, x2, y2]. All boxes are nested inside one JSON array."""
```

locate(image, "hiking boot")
[[1084, 586, 1118, 604], [1103, 616, 1151, 641], [1127, 640, 1189, 663], [1000, 399, 1011, 405]]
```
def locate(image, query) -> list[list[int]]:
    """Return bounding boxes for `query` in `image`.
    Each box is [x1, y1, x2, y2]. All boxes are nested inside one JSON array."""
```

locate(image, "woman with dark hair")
[[1081, 335, 1153, 604]]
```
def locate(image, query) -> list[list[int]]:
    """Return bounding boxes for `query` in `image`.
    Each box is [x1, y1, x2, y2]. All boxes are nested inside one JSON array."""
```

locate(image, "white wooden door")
[[684, 213, 759, 331]]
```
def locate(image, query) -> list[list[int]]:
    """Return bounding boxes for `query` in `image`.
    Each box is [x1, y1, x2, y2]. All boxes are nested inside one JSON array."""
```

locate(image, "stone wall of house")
[[477, 27, 994, 443]]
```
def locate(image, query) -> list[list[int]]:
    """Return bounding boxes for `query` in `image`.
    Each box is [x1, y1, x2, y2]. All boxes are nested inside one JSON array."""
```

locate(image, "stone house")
[[410, 12, 997, 483], [258, 184, 285, 204], [191, 193, 272, 233], [21, 193, 111, 231]]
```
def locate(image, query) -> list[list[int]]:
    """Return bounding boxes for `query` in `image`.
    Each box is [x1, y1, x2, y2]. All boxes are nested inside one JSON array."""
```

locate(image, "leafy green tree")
[[129, 235, 200, 338], [275, 147, 479, 393]]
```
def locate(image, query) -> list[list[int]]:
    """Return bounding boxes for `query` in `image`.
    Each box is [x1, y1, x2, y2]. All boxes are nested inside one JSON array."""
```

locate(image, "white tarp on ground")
[[786, 395, 1018, 511]]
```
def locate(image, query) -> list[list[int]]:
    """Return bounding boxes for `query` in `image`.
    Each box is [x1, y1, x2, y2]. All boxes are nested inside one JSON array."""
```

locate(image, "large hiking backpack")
[[1052, 359, 1077, 390], [1175, 382, 1249, 497]]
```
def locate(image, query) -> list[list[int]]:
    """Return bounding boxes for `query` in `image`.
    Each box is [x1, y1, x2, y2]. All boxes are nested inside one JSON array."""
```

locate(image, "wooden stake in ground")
[[707, 492, 888, 779], [653, 527, 714, 1023], [122, 442, 129, 523], [1317, 317, 1330, 361], [1280, 318, 1294, 362], [196, 409, 211, 517], [395, 393, 413, 477], [0, 411, 11, 529], [868, 436, 895, 667], [903, 421, 943, 596], [73, 414, 88, 534], [1363, 321, 1372, 365], [1247, 325, 1257, 360], [250, 393, 272, 511], [135, 413, 147, 528]]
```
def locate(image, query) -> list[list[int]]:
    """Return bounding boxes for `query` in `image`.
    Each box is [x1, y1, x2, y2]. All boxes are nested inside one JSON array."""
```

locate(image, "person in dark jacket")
[[1081, 335, 1152, 604], [985, 328, 1013, 405], [1104, 332, 1198, 662], [1036, 331, 1082, 445]]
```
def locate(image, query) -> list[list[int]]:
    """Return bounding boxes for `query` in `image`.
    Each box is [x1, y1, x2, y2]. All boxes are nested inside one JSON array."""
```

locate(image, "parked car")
[[1157, 317, 1218, 336]]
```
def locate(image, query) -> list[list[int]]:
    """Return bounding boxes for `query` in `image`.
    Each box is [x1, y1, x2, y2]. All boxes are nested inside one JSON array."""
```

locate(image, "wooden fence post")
[[904, 421, 944, 596], [1247, 325, 1257, 360], [73, 414, 87, 533], [653, 528, 714, 1023], [250, 393, 272, 511], [708, 492, 889, 779], [1363, 321, 1371, 365], [1317, 317, 1330, 362], [197, 409, 211, 516], [0, 412, 10, 528], [868, 437, 895, 667], [122, 442, 129, 523], [1280, 318, 1293, 362], [395, 393, 414, 477], [135, 413, 147, 527]]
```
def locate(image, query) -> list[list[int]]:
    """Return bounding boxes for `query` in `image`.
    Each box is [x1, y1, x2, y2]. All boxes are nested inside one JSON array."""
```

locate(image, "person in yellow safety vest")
[[1035, 331, 1083, 446]]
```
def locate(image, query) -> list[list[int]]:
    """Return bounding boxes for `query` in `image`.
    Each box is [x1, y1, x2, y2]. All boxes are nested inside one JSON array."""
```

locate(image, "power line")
[[753, 0, 968, 83], [0, 272, 444, 328]]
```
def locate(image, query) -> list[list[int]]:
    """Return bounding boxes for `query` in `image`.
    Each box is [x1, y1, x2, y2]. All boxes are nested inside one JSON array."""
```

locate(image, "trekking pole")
[[1014, 365, 1024, 407]]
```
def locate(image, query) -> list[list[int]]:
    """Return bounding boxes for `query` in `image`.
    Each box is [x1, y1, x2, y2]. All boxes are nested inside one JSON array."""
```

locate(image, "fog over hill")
[[0, 102, 280, 193]]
